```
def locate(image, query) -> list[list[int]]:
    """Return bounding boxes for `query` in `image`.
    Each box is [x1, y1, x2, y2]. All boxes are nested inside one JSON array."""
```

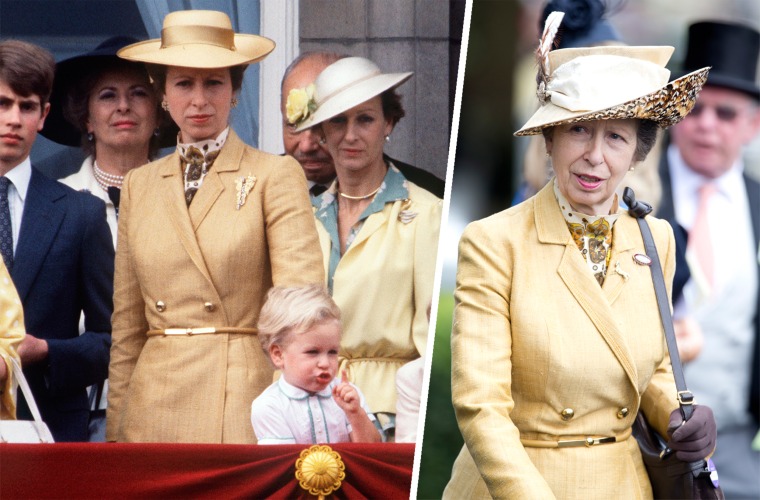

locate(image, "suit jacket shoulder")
[[385, 155, 445, 199]]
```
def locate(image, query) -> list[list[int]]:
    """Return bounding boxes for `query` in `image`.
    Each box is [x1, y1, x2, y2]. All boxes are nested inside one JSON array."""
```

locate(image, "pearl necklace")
[[93, 161, 125, 192], [338, 185, 381, 201]]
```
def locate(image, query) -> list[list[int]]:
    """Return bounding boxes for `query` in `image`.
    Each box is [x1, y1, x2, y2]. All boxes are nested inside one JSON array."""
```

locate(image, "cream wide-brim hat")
[[117, 10, 275, 68], [294, 57, 413, 132], [515, 46, 710, 136]]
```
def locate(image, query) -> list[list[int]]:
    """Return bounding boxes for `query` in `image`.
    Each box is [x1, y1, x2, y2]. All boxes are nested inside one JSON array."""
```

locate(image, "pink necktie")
[[689, 183, 717, 287]]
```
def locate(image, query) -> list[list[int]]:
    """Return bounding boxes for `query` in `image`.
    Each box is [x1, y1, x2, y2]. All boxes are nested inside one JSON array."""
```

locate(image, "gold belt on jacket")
[[146, 327, 258, 336], [520, 427, 632, 448]]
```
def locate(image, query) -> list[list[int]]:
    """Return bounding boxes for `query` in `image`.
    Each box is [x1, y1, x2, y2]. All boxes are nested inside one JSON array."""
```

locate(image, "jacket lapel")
[[187, 130, 245, 230], [346, 210, 387, 251], [158, 153, 214, 284], [535, 183, 639, 391], [11, 170, 65, 302]]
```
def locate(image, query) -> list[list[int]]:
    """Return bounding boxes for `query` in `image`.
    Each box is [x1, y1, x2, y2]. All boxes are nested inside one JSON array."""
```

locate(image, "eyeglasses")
[[687, 103, 740, 122]]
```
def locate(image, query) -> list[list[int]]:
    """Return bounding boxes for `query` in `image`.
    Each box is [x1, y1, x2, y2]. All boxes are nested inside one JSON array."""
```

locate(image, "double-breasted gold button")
[[204, 302, 215, 312], [560, 408, 574, 421], [617, 407, 630, 419], [156, 301, 166, 312]]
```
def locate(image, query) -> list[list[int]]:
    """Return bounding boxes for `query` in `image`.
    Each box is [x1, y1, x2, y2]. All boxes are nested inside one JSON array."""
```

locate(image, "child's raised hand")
[[333, 369, 360, 414]]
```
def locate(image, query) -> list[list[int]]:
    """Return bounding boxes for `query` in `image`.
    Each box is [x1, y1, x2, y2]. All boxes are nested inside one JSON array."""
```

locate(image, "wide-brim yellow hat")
[[515, 45, 710, 136], [293, 57, 413, 132], [117, 10, 275, 68]]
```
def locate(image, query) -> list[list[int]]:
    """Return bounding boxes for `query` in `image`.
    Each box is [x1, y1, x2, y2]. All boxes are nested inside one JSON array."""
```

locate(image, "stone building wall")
[[298, 0, 462, 180]]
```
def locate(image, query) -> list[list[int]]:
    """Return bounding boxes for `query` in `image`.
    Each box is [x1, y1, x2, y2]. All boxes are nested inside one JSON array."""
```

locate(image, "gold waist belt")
[[146, 327, 258, 336], [520, 427, 632, 448]]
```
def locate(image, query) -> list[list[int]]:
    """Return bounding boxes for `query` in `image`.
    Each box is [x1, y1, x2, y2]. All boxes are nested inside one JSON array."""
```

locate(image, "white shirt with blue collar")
[[251, 376, 374, 445]]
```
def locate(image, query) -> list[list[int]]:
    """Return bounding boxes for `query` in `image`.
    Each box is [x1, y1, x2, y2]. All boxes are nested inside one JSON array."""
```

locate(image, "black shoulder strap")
[[623, 187, 695, 421]]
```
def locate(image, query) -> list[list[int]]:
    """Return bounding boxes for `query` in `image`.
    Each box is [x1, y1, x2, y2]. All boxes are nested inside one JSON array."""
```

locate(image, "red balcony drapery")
[[0, 442, 414, 499]]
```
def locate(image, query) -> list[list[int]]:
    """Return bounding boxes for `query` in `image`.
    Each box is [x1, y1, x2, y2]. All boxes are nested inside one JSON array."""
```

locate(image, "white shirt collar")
[[277, 376, 334, 400], [3, 157, 32, 202]]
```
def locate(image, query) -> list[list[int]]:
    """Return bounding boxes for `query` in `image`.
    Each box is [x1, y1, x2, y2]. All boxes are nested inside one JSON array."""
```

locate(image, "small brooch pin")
[[398, 210, 418, 224], [235, 174, 256, 210], [398, 199, 417, 224], [633, 254, 652, 266], [614, 261, 630, 281]]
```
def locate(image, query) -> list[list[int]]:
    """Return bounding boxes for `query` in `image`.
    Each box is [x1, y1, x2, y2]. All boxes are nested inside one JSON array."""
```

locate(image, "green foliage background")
[[417, 291, 462, 499]]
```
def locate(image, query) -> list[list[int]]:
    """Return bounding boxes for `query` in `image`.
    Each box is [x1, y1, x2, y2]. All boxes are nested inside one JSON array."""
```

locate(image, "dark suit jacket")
[[11, 167, 114, 441], [658, 152, 760, 423], [385, 154, 445, 199]]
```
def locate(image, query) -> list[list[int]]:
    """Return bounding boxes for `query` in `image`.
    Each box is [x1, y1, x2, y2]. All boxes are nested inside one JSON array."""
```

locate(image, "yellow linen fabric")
[[107, 130, 324, 443], [0, 260, 24, 419], [444, 182, 678, 499]]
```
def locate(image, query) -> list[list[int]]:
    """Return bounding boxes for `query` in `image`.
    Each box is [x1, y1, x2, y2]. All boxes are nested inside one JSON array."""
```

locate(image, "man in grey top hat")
[[657, 20, 760, 498]]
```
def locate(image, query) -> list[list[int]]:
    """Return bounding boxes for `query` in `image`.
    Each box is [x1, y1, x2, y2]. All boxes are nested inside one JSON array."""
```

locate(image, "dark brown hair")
[[381, 87, 406, 126], [64, 61, 161, 156], [147, 64, 247, 94], [0, 40, 55, 106]]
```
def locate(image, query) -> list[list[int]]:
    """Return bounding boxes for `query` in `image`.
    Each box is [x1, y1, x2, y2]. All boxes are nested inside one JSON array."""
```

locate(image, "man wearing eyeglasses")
[[658, 21, 760, 498]]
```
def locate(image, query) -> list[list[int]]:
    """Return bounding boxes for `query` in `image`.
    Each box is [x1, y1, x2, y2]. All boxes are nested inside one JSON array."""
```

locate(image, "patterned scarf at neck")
[[553, 180, 620, 286], [177, 128, 229, 205]]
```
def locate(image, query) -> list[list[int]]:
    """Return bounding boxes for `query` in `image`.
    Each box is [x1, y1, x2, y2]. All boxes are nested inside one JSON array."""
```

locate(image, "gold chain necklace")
[[338, 185, 381, 201]]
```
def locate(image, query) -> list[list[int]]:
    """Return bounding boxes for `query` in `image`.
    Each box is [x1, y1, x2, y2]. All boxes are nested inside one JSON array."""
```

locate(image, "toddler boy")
[[251, 285, 381, 444]]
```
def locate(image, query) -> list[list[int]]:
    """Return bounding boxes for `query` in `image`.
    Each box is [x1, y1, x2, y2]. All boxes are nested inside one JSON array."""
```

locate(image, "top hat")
[[515, 13, 710, 136], [117, 10, 274, 68], [682, 21, 760, 100], [291, 57, 413, 132], [40, 36, 153, 146]]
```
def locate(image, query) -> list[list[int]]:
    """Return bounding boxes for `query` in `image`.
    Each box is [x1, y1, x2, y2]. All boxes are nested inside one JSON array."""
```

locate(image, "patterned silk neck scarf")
[[177, 128, 229, 205], [553, 180, 620, 286]]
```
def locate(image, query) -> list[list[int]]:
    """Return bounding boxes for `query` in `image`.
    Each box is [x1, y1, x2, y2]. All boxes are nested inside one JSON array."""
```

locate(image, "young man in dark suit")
[[0, 40, 114, 442]]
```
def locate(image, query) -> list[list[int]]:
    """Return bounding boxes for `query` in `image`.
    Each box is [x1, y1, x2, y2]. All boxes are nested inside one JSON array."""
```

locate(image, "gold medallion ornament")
[[295, 445, 345, 499]]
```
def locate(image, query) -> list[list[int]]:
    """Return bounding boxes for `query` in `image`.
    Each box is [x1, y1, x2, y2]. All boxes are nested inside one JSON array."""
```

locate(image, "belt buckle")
[[558, 436, 616, 448], [164, 327, 217, 336]]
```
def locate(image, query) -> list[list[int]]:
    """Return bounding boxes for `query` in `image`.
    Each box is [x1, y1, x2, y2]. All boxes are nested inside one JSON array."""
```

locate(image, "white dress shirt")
[[668, 144, 758, 429]]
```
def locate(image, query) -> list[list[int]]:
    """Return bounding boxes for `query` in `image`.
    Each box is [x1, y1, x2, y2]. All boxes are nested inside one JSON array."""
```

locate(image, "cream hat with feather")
[[515, 12, 710, 136]]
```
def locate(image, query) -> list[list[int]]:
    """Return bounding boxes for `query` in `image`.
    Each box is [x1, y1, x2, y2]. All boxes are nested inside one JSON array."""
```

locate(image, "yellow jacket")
[[0, 261, 24, 419], [315, 180, 441, 414], [444, 182, 678, 499], [107, 130, 324, 443]]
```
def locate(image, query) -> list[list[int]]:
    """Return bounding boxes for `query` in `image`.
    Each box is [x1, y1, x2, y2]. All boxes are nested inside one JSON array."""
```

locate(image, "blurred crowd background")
[[419, 0, 760, 497]]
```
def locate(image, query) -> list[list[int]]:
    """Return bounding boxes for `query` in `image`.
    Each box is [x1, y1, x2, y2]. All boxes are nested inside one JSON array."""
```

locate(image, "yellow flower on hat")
[[286, 83, 317, 125]]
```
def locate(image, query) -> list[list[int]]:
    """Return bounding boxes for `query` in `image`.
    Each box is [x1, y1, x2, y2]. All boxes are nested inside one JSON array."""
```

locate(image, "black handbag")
[[624, 188, 724, 500]]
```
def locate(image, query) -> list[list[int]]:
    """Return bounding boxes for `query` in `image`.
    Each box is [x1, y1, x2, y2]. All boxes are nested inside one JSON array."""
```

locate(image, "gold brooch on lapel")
[[398, 198, 417, 224], [235, 174, 256, 210], [614, 261, 630, 281]]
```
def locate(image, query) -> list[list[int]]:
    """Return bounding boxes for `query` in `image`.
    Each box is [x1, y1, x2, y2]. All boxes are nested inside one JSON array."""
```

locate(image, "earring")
[[231, 97, 239, 108], [87, 132, 94, 142], [384, 135, 390, 143], [161, 100, 169, 112], [153, 127, 161, 138], [319, 137, 327, 145], [628, 166, 636, 172]]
